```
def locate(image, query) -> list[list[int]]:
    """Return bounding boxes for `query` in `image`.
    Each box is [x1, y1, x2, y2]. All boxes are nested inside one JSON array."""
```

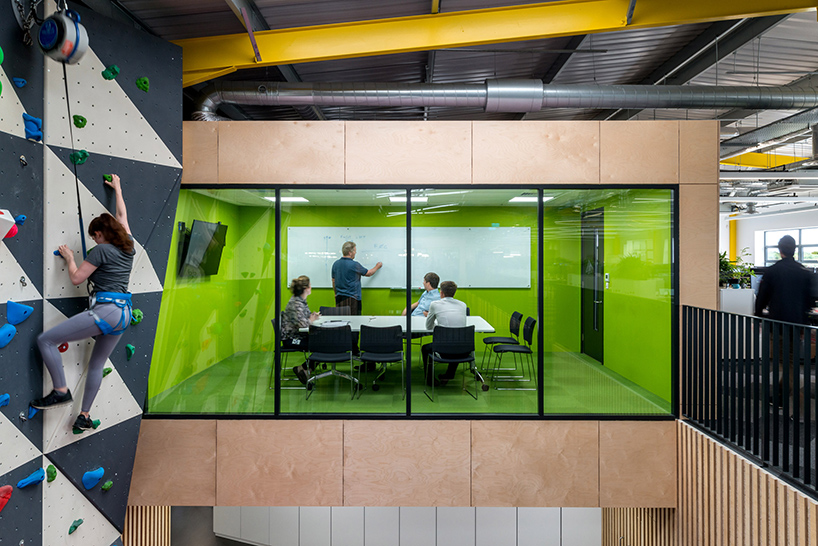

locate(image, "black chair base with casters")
[[424, 325, 487, 402], [491, 317, 537, 391], [359, 324, 405, 398], [480, 311, 523, 371], [305, 324, 362, 400], [270, 317, 308, 390]]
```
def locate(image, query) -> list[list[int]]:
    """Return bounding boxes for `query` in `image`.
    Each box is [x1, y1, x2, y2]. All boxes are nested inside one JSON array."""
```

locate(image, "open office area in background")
[[146, 187, 675, 416]]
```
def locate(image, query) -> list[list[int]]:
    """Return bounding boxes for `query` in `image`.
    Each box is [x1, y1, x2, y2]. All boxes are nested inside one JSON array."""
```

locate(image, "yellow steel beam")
[[720, 152, 809, 169], [176, 0, 818, 87]]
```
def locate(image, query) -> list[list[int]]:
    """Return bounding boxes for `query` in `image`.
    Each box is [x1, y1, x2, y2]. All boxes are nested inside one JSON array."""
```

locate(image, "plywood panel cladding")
[[680, 121, 719, 184], [472, 121, 600, 183], [600, 121, 679, 183], [345, 121, 471, 184], [343, 420, 471, 506], [471, 421, 599, 507], [128, 420, 216, 506], [218, 121, 345, 184], [216, 420, 343, 506], [679, 184, 719, 309], [182, 121, 218, 183], [599, 421, 676, 507]]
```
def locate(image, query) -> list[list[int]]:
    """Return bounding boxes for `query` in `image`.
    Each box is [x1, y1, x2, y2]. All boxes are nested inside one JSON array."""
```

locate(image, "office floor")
[[146, 350, 670, 415]]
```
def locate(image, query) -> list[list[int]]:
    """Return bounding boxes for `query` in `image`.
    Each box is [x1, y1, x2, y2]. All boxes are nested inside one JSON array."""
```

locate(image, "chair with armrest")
[[305, 324, 361, 399], [269, 316, 308, 389], [491, 317, 537, 390], [320, 306, 351, 316], [480, 311, 523, 369], [424, 325, 488, 402], [359, 324, 405, 398]]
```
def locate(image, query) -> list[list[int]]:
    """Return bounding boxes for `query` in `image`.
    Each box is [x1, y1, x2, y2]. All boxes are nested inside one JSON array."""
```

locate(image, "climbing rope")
[[61, 60, 87, 259]]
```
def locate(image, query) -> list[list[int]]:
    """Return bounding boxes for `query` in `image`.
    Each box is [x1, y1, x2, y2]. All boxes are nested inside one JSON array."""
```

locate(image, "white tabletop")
[[306, 315, 494, 334]]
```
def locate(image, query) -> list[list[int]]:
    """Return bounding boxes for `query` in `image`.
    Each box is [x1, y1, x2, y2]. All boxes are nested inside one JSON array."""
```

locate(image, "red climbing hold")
[[58, 342, 68, 353], [0, 485, 11, 514]]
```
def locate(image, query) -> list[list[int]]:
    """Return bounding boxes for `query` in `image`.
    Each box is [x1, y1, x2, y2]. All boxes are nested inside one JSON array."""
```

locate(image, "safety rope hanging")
[[62, 60, 87, 259]]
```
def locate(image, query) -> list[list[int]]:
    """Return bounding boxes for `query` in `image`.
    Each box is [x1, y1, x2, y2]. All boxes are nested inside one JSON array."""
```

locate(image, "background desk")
[[307, 315, 495, 334]]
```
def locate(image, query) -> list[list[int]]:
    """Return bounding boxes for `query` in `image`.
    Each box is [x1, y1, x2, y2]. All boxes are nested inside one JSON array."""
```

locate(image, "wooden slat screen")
[[122, 505, 171, 546]]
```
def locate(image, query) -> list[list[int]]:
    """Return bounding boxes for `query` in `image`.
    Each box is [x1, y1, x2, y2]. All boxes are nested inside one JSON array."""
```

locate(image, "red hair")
[[88, 213, 133, 253]]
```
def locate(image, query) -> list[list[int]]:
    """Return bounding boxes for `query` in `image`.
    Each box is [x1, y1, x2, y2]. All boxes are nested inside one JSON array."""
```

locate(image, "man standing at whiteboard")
[[332, 241, 383, 353]]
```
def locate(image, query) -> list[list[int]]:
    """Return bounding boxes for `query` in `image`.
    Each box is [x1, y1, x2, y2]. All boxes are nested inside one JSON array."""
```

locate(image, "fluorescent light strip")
[[389, 196, 429, 203], [264, 196, 309, 203], [509, 196, 555, 203], [719, 172, 818, 181]]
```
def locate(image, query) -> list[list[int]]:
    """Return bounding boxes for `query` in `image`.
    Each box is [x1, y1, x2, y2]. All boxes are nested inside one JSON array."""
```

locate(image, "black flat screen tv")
[[178, 220, 228, 278]]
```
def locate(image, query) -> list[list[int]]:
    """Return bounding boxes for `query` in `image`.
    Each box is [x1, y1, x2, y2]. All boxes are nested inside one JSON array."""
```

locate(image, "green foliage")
[[719, 248, 755, 285]]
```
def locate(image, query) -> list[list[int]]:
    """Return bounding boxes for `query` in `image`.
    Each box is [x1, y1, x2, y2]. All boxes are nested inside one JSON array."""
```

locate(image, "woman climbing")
[[31, 174, 135, 430]]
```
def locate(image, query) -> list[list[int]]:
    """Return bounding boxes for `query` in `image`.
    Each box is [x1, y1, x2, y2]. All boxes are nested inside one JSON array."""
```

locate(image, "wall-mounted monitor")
[[178, 220, 228, 278]]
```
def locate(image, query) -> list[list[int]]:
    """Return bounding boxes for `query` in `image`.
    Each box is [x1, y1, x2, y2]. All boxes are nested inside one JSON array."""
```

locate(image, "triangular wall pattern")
[[0, 62, 29, 139], [0, 458, 43, 544], [0, 243, 44, 302], [0, 410, 42, 476]]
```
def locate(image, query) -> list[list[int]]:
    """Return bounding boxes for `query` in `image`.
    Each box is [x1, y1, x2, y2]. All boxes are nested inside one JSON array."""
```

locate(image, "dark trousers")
[[421, 344, 462, 385], [335, 295, 361, 354]]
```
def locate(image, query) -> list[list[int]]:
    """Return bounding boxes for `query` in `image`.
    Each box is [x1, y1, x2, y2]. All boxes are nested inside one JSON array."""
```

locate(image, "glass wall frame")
[[146, 184, 678, 419]]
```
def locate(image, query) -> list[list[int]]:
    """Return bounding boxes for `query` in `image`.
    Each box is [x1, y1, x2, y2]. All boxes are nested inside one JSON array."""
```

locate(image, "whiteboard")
[[286, 227, 531, 289]]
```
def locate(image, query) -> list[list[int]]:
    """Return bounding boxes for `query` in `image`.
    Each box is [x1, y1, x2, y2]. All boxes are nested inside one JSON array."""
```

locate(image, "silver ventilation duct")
[[192, 79, 818, 121]]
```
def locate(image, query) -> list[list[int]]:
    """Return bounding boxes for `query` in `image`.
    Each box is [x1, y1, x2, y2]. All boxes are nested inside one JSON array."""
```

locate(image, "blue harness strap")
[[89, 292, 132, 336]]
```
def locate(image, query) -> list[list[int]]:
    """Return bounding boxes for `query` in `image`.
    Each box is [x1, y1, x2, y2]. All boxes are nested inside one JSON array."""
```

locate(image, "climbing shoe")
[[31, 389, 73, 409], [73, 414, 94, 431]]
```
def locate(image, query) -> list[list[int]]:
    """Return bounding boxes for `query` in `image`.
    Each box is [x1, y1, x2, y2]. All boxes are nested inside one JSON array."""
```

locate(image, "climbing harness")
[[89, 292, 132, 336]]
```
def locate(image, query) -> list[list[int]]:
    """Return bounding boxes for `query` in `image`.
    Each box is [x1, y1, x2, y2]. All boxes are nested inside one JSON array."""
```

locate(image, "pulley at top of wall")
[[12, 0, 88, 63]]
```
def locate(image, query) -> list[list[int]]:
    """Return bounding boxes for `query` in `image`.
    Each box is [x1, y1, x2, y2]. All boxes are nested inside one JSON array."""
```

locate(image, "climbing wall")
[[0, 1, 181, 544]]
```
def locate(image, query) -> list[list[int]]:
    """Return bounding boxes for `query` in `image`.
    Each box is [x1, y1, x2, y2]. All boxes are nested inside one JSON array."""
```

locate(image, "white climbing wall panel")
[[0, 61, 29, 139], [0, 411, 42, 476], [0, 243, 44, 302]]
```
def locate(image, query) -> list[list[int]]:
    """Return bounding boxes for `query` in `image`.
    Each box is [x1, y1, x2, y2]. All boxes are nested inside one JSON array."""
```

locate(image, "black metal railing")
[[683, 305, 817, 497]]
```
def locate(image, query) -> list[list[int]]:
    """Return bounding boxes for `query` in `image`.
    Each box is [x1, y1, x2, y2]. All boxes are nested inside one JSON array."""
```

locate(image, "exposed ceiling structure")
[[74, 0, 818, 216]]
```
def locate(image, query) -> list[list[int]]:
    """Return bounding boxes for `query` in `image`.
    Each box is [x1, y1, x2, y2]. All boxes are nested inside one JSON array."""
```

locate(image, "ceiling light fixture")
[[264, 196, 309, 203], [509, 196, 554, 203], [389, 196, 429, 203]]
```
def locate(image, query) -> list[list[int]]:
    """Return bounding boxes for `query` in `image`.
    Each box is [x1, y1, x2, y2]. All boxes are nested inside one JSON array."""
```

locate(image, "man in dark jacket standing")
[[755, 235, 815, 411]]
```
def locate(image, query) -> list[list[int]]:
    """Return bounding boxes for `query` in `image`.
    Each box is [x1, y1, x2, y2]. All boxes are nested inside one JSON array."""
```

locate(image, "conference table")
[[306, 315, 495, 334]]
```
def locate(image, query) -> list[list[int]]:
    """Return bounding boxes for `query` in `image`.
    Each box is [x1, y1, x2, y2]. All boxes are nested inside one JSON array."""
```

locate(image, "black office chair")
[[269, 316, 308, 390], [359, 325, 404, 398], [320, 306, 351, 316], [305, 324, 361, 399], [424, 325, 487, 402], [480, 311, 523, 369], [491, 317, 537, 390]]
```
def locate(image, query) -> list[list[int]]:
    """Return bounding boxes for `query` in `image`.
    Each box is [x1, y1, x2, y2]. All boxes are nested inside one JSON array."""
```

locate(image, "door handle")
[[594, 300, 602, 304]]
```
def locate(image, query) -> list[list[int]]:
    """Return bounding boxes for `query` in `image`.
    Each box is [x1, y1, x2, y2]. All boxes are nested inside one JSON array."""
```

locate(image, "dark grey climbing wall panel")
[[0, 460, 43, 546], [0, 6, 45, 120]]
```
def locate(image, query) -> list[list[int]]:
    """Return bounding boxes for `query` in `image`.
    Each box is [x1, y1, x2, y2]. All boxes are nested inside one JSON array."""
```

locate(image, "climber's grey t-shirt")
[[86, 236, 135, 294]]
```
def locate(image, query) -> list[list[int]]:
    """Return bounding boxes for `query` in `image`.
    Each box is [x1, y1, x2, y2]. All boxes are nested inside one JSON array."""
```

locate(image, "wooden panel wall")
[[677, 422, 818, 546], [602, 507, 675, 546], [130, 420, 676, 508], [122, 506, 170, 546]]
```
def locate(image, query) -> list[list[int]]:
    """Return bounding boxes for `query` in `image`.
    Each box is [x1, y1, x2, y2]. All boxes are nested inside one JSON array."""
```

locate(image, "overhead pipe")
[[192, 79, 818, 121]]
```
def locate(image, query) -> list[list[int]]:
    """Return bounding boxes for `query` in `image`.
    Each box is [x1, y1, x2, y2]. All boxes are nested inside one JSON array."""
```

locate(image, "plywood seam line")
[[174, 0, 818, 87]]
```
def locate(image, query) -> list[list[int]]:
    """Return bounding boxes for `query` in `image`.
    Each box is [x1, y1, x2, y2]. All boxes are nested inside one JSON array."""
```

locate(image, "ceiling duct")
[[192, 79, 818, 121]]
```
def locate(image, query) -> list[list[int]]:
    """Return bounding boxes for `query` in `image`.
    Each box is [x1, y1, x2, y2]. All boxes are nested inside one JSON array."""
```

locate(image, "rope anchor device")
[[37, 4, 88, 64]]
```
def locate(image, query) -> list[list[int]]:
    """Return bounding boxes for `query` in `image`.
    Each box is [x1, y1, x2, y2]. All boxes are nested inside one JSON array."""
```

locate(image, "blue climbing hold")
[[0, 324, 16, 349], [82, 467, 104, 490], [27, 405, 39, 419], [7, 301, 33, 325], [53, 249, 61, 256], [17, 467, 45, 489], [22, 113, 42, 142], [12, 78, 26, 88], [14, 215, 25, 226], [0, 393, 9, 408]]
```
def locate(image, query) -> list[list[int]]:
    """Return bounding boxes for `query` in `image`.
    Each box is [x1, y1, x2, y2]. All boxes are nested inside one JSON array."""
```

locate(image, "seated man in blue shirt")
[[402, 272, 440, 317]]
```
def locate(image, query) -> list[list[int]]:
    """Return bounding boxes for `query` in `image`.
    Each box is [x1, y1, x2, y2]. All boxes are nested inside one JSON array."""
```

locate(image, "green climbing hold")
[[101, 480, 113, 492], [47, 465, 57, 483], [0, 46, 4, 64], [102, 367, 112, 377], [103, 174, 113, 182], [135, 77, 150, 92], [68, 518, 83, 535], [72, 115, 87, 128], [72, 419, 100, 435], [130, 308, 143, 324], [126, 343, 135, 361], [101, 65, 119, 80], [93, 419, 100, 429], [239, 309, 247, 318], [69, 150, 89, 165]]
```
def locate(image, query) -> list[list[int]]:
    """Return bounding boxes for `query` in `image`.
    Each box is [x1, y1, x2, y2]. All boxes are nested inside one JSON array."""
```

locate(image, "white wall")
[[213, 506, 601, 546], [731, 208, 818, 266]]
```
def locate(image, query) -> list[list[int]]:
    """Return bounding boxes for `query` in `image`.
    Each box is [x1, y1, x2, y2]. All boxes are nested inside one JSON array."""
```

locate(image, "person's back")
[[426, 297, 467, 329], [755, 235, 814, 325]]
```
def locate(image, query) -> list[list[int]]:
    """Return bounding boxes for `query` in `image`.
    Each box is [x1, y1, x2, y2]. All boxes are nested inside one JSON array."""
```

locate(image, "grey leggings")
[[37, 303, 128, 413]]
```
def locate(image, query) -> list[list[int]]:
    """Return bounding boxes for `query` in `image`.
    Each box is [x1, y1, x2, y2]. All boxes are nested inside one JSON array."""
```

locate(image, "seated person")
[[422, 280, 468, 386], [281, 275, 320, 384], [402, 272, 440, 317]]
